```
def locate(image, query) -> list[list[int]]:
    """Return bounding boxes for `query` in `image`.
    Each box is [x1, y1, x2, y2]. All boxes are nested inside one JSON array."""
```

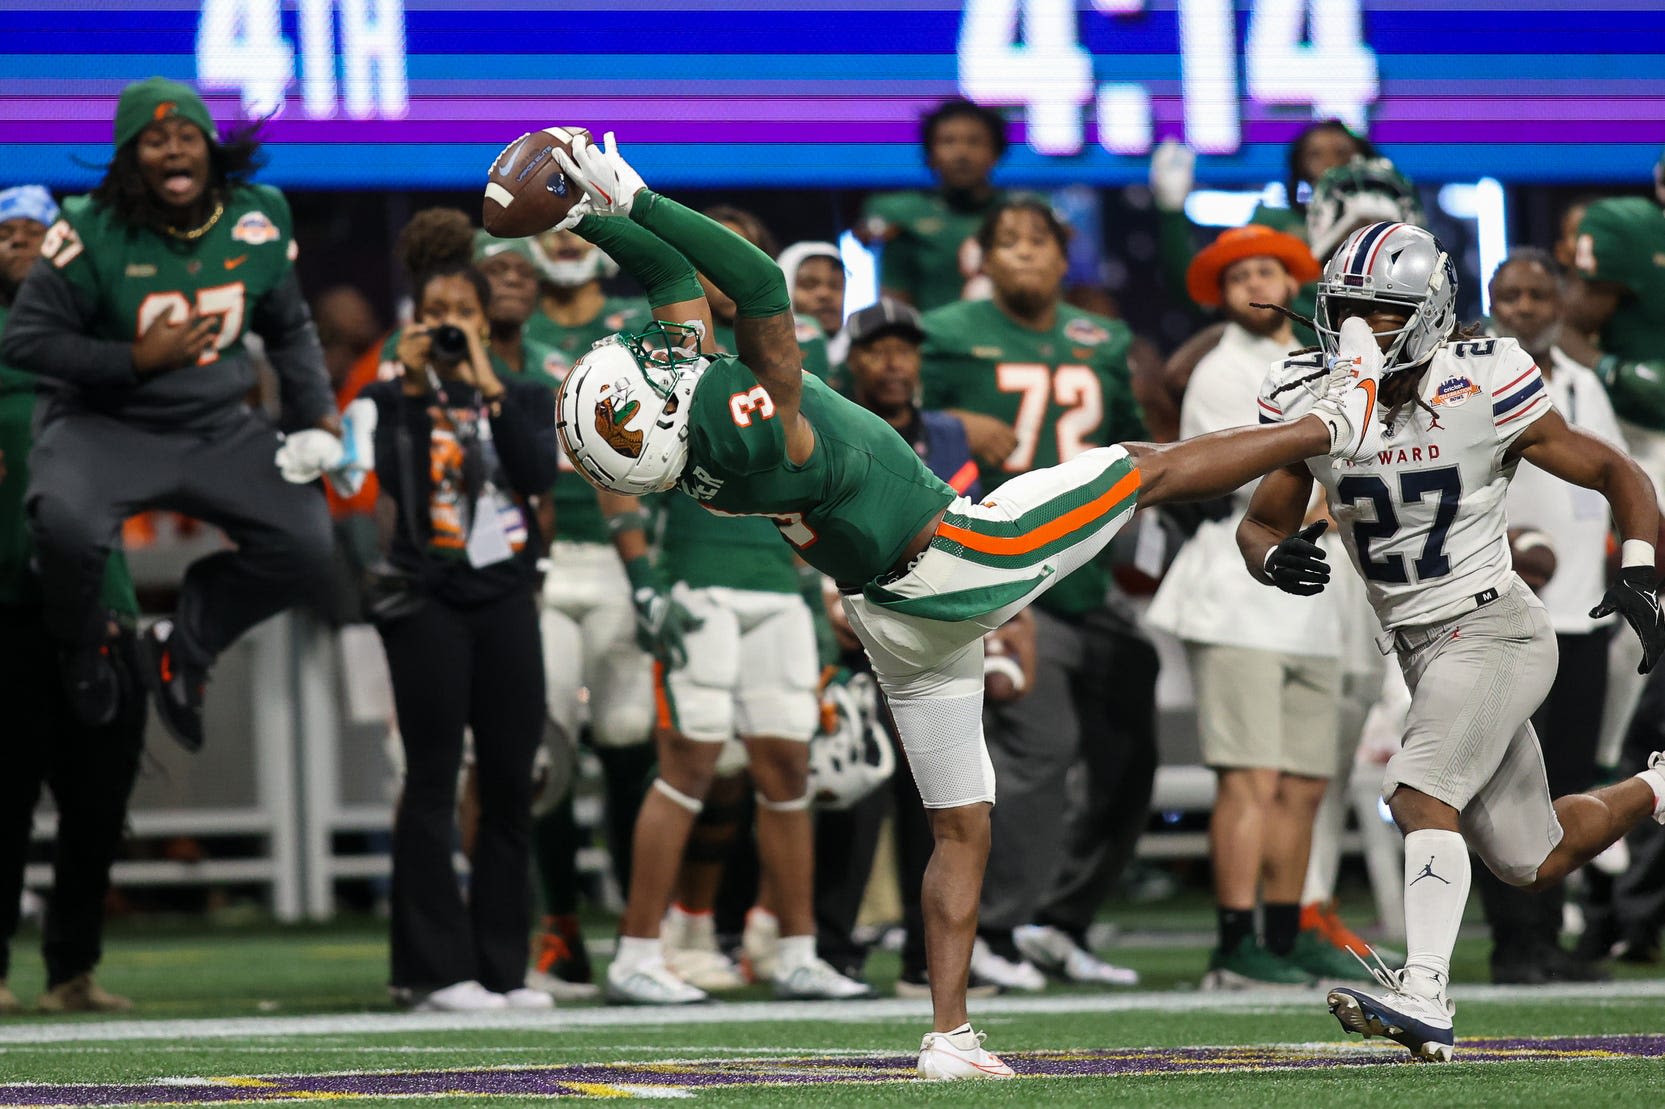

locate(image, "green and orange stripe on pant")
[[932, 456, 1140, 570]]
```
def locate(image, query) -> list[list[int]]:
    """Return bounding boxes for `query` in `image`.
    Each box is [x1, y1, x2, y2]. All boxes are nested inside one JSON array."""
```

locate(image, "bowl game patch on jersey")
[[1064, 317, 1111, 346], [231, 211, 280, 245], [1432, 375, 1481, 406]]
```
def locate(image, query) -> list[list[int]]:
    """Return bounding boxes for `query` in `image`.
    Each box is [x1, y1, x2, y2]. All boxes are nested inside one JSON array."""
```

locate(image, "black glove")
[[1264, 520, 1331, 596], [1591, 566, 1665, 675]]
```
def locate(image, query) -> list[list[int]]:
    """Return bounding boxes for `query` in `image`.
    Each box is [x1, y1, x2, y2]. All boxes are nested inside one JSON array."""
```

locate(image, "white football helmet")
[[808, 671, 895, 811], [1314, 222, 1457, 376], [555, 323, 708, 495], [1305, 156, 1424, 260]]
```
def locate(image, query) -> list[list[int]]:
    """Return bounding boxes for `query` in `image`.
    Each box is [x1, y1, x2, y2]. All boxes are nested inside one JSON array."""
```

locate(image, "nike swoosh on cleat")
[[1355, 377, 1377, 433]]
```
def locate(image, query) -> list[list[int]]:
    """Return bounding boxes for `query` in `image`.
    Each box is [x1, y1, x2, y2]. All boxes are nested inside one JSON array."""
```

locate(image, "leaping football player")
[[548, 132, 1380, 1080], [1240, 222, 1665, 1063]]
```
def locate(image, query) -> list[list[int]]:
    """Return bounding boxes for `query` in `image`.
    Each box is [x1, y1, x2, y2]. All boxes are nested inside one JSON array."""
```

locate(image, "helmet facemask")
[[1314, 223, 1457, 377]]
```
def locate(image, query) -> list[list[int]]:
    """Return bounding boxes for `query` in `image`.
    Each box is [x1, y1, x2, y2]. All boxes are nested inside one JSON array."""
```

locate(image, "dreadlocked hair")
[[1381, 319, 1484, 428], [91, 121, 265, 233], [395, 206, 490, 312]]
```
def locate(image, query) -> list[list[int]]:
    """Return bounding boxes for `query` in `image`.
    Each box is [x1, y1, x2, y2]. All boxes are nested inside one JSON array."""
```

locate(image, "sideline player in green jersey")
[[548, 130, 1380, 1079], [1569, 148, 1665, 498], [920, 197, 1150, 991], [0, 185, 147, 1015], [858, 99, 1009, 312], [0, 77, 338, 751]]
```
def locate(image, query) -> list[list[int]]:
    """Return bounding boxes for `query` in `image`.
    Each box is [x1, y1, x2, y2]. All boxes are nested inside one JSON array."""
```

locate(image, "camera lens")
[[429, 324, 469, 362]]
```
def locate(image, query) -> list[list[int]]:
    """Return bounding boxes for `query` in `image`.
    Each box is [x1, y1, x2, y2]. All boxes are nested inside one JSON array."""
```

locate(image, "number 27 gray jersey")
[[1259, 337, 1552, 630]]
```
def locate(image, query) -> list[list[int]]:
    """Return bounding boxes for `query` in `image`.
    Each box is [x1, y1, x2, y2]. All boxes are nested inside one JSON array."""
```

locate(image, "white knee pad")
[[652, 777, 705, 814], [754, 791, 813, 813]]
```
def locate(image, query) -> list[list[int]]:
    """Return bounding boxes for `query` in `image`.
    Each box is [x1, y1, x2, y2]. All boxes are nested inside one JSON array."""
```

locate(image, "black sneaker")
[[143, 619, 206, 752], [62, 642, 121, 727]]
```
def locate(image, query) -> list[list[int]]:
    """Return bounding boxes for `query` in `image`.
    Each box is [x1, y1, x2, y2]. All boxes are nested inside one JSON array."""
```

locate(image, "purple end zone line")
[[1, 1036, 1661, 1106]]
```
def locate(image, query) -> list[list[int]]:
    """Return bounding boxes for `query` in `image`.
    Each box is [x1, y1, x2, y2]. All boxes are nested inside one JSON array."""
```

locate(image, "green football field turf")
[[1, 907, 1662, 1106]]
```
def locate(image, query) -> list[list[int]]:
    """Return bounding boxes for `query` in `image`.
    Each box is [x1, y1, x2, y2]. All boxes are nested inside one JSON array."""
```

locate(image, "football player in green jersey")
[[551, 130, 1379, 1078], [1568, 149, 1665, 499], [0, 185, 146, 1015], [0, 77, 337, 751], [858, 98, 1009, 312]]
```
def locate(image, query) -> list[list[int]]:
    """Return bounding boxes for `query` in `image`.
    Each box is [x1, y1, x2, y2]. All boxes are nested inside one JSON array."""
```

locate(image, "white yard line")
[[0, 980, 1659, 1046]]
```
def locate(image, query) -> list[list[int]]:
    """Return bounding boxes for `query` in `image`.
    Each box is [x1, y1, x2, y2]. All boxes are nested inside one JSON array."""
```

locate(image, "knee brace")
[[754, 791, 813, 813], [652, 777, 705, 814]]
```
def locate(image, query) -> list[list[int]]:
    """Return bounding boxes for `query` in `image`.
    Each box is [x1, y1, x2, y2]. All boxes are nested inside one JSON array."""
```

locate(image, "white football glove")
[[553, 131, 646, 218], [550, 193, 595, 233], [275, 428, 346, 484], [1149, 138, 1195, 212], [1310, 316, 1387, 459]]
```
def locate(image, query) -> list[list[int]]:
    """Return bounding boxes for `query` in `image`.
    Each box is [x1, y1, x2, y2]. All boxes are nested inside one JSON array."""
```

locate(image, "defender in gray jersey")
[[1241, 222, 1665, 1063], [547, 132, 1380, 1079]]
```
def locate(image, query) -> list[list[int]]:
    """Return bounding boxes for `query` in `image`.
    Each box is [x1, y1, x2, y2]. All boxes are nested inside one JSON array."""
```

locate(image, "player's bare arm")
[[1122, 416, 1329, 509], [1236, 463, 1320, 584], [556, 133, 814, 464]]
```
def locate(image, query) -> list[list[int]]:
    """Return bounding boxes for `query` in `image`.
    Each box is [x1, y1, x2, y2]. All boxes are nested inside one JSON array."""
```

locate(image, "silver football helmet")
[[1314, 222, 1457, 375], [555, 322, 708, 495]]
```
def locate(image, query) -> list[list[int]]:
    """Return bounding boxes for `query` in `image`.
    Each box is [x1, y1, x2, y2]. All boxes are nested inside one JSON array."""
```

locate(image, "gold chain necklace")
[[162, 198, 225, 242]]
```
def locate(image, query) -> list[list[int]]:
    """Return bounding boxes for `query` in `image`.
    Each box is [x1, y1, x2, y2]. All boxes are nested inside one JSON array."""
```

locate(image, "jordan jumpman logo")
[[1409, 856, 1451, 885]]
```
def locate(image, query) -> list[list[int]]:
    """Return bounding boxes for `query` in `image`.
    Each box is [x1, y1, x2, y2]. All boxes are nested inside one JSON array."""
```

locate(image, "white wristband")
[[1622, 539, 1656, 569], [983, 654, 1026, 694]]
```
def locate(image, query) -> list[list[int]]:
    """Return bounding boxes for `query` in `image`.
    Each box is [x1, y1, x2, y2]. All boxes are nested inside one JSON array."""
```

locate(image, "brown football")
[[481, 126, 591, 238]]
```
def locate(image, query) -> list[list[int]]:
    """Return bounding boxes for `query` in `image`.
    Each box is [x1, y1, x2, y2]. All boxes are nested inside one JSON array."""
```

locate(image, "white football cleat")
[[1014, 925, 1140, 987], [604, 960, 708, 1006], [773, 957, 876, 1000], [917, 1025, 1016, 1081], [1327, 955, 1455, 1063], [411, 980, 508, 1013], [970, 938, 1045, 992], [1312, 316, 1387, 460], [499, 987, 555, 1010]]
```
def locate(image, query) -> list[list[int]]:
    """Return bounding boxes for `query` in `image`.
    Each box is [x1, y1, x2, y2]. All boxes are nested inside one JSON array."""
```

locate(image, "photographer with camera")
[[344, 209, 561, 1011]]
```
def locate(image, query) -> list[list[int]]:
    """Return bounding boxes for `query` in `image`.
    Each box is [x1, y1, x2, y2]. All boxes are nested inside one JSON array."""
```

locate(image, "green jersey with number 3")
[[919, 298, 1142, 614], [673, 356, 953, 589]]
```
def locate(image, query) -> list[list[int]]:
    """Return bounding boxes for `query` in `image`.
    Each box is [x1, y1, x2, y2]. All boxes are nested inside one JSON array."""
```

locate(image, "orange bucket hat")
[[1186, 224, 1319, 307]]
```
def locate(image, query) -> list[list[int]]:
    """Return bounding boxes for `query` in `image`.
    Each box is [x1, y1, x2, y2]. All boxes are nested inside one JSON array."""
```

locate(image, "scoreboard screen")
[[2, 1, 1661, 190]]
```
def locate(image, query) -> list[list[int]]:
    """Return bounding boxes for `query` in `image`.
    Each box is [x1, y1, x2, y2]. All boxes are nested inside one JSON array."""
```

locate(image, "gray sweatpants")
[[27, 408, 333, 665], [1385, 578, 1563, 886]]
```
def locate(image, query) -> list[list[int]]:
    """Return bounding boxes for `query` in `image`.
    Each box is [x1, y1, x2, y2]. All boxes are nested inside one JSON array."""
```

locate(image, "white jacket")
[[1146, 323, 1344, 656]]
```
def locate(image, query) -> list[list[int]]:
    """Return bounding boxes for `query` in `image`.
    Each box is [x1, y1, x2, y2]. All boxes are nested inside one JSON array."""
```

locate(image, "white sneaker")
[[970, 937, 1045, 992], [605, 959, 708, 1005], [524, 968, 600, 1001], [741, 907, 780, 983], [499, 987, 554, 1010], [412, 980, 507, 1012], [1014, 924, 1140, 986], [917, 1025, 1016, 1081], [773, 957, 876, 1000], [1063, 945, 1140, 986]]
